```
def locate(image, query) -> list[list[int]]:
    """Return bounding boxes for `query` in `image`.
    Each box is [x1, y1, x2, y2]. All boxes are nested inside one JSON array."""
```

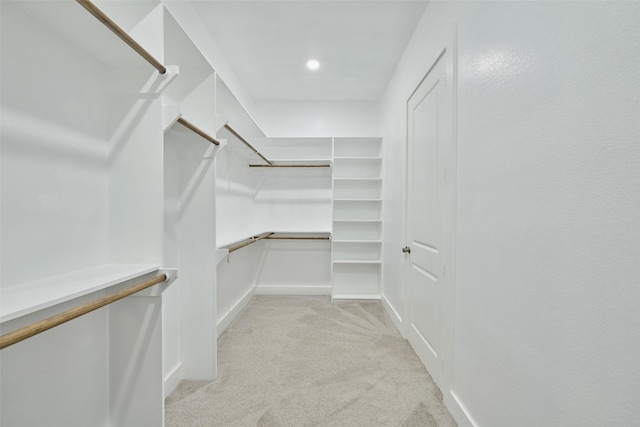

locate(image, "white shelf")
[[333, 158, 382, 179], [332, 262, 381, 297], [332, 294, 382, 301], [334, 200, 382, 221], [334, 199, 382, 202], [0, 264, 160, 324], [334, 178, 382, 181], [217, 230, 332, 250], [333, 137, 382, 158], [333, 241, 381, 262], [250, 159, 332, 167], [334, 156, 383, 160], [333, 221, 381, 240], [332, 137, 383, 299], [333, 219, 382, 223], [333, 240, 382, 244], [332, 260, 382, 264]]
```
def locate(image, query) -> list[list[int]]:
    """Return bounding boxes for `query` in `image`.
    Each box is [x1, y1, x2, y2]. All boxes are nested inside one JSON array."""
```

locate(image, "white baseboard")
[[255, 285, 331, 296], [217, 286, 256, 338], [163, 362, 183, 399], [381, 292, 405, 337], [445, 390, 477, 427], [331, 294, 382, 301]]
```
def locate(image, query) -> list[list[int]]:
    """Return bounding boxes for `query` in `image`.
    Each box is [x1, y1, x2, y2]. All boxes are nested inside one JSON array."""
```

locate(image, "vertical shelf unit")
[[162, 8, 221, 396], [332, 137, 383, 299]]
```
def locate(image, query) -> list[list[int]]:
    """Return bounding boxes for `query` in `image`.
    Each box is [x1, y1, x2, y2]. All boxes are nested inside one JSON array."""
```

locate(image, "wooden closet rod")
[[249, 164, 331, 168], [265, 236, 331, 240], [223, 123, 273, 166], [76, 0, 167, 74], [228, 232, 274, 253], [177, 118, 221, 145], [0, 274, 168, 350]]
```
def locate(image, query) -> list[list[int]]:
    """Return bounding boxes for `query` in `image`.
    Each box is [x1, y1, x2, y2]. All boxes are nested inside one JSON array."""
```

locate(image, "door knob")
[[402, 246, 411, 254]]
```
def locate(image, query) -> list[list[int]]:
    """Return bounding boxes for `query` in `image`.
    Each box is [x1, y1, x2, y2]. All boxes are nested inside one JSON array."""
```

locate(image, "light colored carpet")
[[165, 296, 457, 427]]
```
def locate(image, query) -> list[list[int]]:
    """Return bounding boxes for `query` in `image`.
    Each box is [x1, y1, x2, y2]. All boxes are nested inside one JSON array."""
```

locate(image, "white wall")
[[380, 1, 640, 426], [215, 148, 257, 246], [252, 101, 380, 137], [1, 2, 109, 287], [216, 242, 263, 335]]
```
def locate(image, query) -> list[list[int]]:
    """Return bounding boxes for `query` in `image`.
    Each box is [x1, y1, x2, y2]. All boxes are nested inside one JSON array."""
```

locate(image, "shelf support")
[[0, 274, 168, 350]]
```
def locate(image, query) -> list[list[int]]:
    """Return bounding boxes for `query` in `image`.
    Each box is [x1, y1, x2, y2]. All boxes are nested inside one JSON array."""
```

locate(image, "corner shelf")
[[332, 137, 383, 299]]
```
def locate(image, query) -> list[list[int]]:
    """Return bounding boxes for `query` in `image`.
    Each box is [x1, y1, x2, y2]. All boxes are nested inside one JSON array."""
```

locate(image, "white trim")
[[163, 362, 183, 399], [216, 286, 256, 337], [381, 292, 405, 337], [254, 285, 331, 296], [331, 294, 381, 301], [445, 390, 477, 427]]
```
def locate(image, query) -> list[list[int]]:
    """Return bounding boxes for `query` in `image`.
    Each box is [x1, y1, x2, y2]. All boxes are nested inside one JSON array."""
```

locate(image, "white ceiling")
[[191, 1, 429, 102]]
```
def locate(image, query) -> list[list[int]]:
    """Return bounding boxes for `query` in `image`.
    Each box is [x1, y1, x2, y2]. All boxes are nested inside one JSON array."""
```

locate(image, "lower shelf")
[[332, 263, 380, 297], [0, 264, 160, 324]]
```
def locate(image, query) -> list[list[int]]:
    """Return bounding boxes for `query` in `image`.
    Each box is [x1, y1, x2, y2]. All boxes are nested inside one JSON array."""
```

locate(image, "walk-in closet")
[[0, 1, 382, 424], [2, 1, 639, 426]]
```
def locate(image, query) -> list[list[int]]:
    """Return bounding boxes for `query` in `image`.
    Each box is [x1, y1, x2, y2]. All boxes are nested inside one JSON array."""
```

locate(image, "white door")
[[406, 47, 455, 392]]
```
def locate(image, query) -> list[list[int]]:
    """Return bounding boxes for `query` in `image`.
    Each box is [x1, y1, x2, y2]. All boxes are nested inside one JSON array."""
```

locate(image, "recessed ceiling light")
[[306, 59, 320, 70]]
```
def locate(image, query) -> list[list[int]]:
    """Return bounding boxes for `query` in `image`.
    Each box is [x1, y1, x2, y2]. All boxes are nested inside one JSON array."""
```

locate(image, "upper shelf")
[[249, 160, 332, 168], [219, 231, 332, 254], [219, 126, 336, 168], [0, 264, 160, 324]]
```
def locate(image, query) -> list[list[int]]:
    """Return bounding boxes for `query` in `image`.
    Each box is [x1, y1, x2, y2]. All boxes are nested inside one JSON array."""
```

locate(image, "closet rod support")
[[76, 0, 167, 74], [0, 274, 168, 350], [177, 117, 221, 145]]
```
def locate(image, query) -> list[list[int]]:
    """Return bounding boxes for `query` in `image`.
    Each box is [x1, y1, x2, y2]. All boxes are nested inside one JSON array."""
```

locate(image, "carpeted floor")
[[165, 296, 457, 427]]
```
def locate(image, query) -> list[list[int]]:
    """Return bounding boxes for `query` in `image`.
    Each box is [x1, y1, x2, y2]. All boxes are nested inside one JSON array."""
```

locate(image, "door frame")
[[403, 24, 458, 395]]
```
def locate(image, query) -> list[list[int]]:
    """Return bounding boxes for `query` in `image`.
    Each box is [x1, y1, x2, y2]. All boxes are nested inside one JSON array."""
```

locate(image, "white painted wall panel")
[[0, 310, 109, 426], [380, 1, 640, 426], [255, 240, 332, 294], [252, 101, 380, 137], [252, 169, 332, 233], [1, 2, 109, 287], [215, 148, 257, 246], [216, 243, 263, 333]]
